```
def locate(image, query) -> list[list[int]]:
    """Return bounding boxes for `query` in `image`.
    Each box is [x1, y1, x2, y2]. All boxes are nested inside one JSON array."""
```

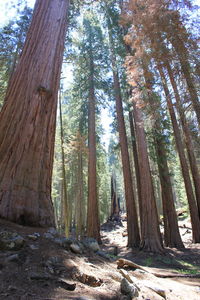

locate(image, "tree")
[[0, 0, 70, 226], [105, 1, 140, 248]]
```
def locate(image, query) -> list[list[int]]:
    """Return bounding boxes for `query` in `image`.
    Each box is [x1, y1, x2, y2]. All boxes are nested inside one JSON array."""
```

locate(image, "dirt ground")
[[0, 216, 200, 300]]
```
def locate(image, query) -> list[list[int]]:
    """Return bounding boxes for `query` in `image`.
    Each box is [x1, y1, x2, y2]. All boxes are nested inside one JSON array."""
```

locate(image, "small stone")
[[29, 244, 39, 250], [6, 254, 19, 262], [44, 232, 54, 239], [121, 278, 139, 298], [27, 234, 38, 241], [70, 243, 82, 254], [47, 227, 58, 236]]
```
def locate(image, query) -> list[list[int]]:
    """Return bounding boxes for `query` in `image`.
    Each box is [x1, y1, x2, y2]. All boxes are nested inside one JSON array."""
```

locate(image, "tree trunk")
[[166, 61, 200, 217], [110, 173, 120, 218], [76, 147, 84, 239], [128, 109, 142, 226], [158, 65, 200, 243], [132, 102, 163, 252], [59, 90, 69, 236], [154, 132, 184, 248], [106, 11, 140, 248], [142, 64, 183, 248], [87, 21, 100, 242], [170, 37, 200, 127], [0, 0, 69, 226]]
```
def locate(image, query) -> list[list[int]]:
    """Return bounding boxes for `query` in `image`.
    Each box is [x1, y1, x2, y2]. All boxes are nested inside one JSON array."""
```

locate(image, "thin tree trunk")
[[87, 21, 100, 242], [106, 10, 140, 248], [128, 110, 142, 226], [158, 65, 200, 243], [166, 61, 200, 217], [0, 0, 69, 226], [76, 147, 84, 239], [59, 90, 69, 237], [132, 102, 163, 252]]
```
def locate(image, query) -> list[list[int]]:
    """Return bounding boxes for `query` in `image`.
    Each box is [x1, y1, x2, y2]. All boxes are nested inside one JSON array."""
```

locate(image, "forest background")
[[0, 0, 199, 254]]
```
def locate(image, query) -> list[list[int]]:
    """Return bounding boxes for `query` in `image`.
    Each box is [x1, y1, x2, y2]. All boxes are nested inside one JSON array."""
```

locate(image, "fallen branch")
[[116, 258, 200, 278]]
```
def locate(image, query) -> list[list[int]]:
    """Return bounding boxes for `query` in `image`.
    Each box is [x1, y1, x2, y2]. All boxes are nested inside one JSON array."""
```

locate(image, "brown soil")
[[0, 216, 200, 300]]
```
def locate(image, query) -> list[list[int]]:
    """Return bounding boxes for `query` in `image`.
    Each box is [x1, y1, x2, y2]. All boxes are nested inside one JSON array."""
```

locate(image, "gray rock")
[[44, 232, 54, 239], [82, 238, 100, 252], [47, 227, 58, 236], [0, 231, 25, 250], [6, 254, 19, 262], [121, 278, 139, 299], [29, 244, 39, 250], [70, 243, 82, 254], [27, 234, 38, 241]]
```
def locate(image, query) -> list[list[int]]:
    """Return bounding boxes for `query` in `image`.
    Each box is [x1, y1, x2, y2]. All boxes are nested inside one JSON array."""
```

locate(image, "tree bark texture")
[[0, 0, 69, 226], [107, 12, 140, 248], [87, 22, 100, 242], [59, 91, 69, 236], [166, 61, 200, 218], [158, 65, 200, 243], [170, 36, 200, 127], [142, 64, 183, 248], [110, 173, 120, 218], [154, 133, 184, 248], [128, 110, 142, 226], [132, 102, 163, 252]]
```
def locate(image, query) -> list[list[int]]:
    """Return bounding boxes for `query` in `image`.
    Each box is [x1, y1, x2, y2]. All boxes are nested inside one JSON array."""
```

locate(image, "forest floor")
[[0, 215, 200, 300]]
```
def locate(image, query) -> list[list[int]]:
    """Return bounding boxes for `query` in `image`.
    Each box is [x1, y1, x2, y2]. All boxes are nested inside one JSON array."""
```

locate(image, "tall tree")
[[158, 65, 200, 243], [0, 0, 69, 226], [105, 2, 140, 248]]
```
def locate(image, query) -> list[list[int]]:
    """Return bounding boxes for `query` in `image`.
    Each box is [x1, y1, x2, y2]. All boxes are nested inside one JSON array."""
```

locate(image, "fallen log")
[[116, 258, 200, 278]]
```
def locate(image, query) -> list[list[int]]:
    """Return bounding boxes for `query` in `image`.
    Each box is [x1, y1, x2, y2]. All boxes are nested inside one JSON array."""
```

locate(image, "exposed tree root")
[[117, 258, 200, 278]]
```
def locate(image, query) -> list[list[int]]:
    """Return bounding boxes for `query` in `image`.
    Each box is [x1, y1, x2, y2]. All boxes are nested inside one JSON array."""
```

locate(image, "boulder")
[[82, 237, 100, 252], [70, 243, 82, 254], [121, 278, 139, 299]]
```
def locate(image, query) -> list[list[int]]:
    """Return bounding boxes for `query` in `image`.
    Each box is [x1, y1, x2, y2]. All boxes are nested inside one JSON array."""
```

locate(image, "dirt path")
[[0, 217, 200, 299]]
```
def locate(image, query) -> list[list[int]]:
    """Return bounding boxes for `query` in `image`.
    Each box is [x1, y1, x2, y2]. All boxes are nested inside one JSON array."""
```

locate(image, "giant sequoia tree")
[[0, 0, 69, 226]]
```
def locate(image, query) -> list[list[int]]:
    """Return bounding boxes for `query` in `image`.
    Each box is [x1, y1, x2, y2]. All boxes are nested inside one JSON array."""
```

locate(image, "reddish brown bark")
[[142, 64, 183, 248], [0, 0, 69, 226], [128, 110, 142, 224], [132, 102, 163, 252], [110, 174, 120, 218], [106, 10, 140, 248], [86, 22, 100, 242], [158, 65, 200, 243], [169, 35, 200, 127], [166, 61, 200, 217]]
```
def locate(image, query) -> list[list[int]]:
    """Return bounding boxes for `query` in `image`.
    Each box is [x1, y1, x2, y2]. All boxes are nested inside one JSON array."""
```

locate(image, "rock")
[[27, 234, 38, 241], [6, 254, 19, 262], [82, 238, 100, 252], [44, 232, 54, 239], [75, 272, 103, 287], [70, 243, 82, 254], [47, 227, 58, 236], [29, 272, 51, 280], [121, 278, 139, 299], [29, 244, 39, 250], [55, 279, 76, 291], [0, 231, 25, 250]]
